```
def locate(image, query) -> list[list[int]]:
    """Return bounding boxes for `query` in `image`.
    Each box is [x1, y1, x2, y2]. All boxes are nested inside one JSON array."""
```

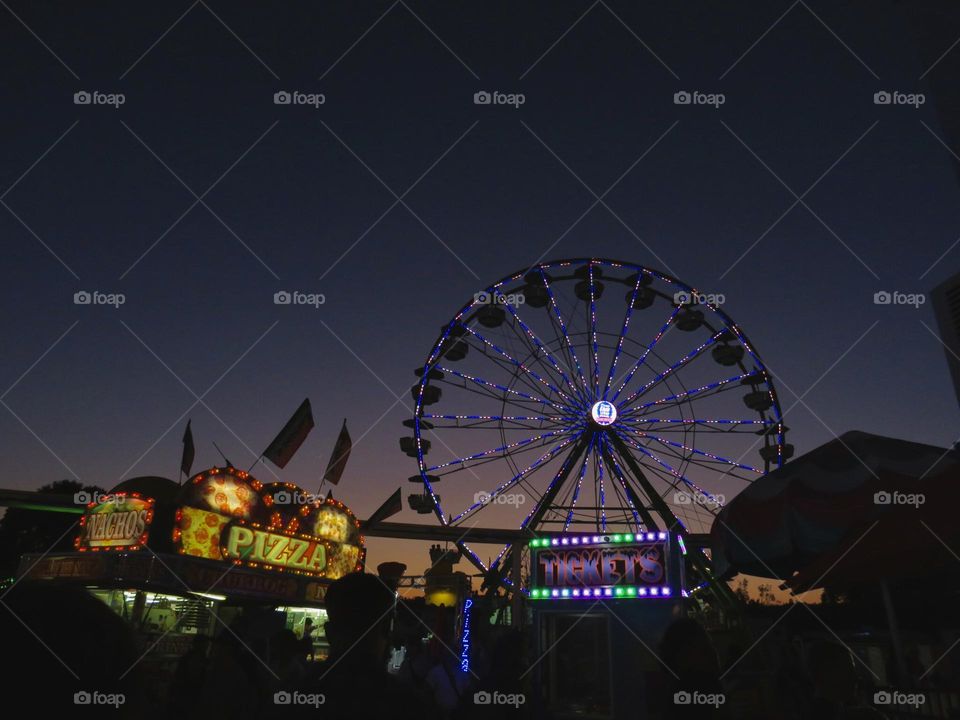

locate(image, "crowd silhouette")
[[0, 573, 907, 719]]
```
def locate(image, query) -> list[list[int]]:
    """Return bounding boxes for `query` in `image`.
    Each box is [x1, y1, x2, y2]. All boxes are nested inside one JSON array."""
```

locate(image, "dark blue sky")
[[2, 1, 959, 573]]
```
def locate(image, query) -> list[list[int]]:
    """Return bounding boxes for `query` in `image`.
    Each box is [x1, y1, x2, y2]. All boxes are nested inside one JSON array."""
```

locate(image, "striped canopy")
[[710, 431, 957, 580]]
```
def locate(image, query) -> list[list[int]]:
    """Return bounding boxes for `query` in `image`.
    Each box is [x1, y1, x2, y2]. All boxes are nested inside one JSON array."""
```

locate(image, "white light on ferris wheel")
[[590, 400, 617, 426]]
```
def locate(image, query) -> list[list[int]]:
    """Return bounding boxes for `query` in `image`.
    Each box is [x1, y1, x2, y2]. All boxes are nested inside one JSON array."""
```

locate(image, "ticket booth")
[[527, 532, 687, 720]]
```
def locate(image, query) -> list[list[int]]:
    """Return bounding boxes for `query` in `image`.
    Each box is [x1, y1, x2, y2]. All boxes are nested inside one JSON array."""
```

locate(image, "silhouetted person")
[[270, 629, 306, 686], [198, 610, 276, 718], [801, 641, 887, 720], [170, 635, 212, 714], [282, 572, 437, 719], [655, 618, 729, 719], [0, 582, 146, 716], [459, 628, 530, 719], [299, 617, 315, 660]]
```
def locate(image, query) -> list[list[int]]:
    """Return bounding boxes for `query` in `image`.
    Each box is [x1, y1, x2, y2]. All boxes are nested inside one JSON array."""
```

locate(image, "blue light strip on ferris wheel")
[[589, 263, 600, 395], [563, 434, 596, 531], [501, 296, 584, 404], [598, 433, 643, 529], [450, 427, 587, 524], [603, 273, 642, 400], [617, 426, 761, 475], [460, 324, 578, 409], [624, 370, 760, 414], [424, 430, 571, 472], [618, 328, 726, 408], [611, 427, 725, 506], [539, 267, 590, 401], [611, 304, 681, 402]]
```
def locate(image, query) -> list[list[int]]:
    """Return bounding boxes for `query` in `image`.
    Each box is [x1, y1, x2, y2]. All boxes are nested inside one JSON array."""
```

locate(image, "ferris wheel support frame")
[[608, 432, 740, 608]]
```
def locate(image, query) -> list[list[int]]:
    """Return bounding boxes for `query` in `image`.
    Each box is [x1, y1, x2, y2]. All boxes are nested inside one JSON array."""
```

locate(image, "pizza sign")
[[173, 467, 364, 579], [222, 521, 328, 574]]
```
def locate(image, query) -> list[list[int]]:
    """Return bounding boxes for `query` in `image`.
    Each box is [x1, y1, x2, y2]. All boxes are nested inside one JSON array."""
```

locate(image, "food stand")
[[17, 467, 365, 688]]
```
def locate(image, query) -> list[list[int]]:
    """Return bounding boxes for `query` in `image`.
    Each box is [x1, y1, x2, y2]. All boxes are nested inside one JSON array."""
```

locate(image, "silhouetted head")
[[807, 641, 859, 702], [659, 617, 720, 680], [323, 572, 395, 665], [0, 582, 142, 714]]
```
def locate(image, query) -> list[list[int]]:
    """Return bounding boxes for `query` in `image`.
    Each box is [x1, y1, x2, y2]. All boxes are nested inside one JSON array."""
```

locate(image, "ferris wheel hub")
[[590, 400, 618, 427]]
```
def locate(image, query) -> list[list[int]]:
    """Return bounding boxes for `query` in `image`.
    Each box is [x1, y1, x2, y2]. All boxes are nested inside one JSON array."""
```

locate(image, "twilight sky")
[[2, 1, 960, 579]]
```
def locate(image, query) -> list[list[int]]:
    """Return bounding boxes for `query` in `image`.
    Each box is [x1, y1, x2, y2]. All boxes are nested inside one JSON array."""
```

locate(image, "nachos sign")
[[75, 493, 154, 552]]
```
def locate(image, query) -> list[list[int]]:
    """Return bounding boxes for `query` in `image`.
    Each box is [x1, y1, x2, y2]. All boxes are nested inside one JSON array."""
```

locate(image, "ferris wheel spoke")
[[499, 317, 584, 407], [611, 305, 681, 402], [622, 381, 756, 421], [603, 466, 638, 529], [449, 429, 587, 526], [424, 429, 576, 472], [562, 435, 595, 531], [619, 328, 726, 408], [421, 413, 575, 431], [611, 428, 724, 506], [429, 425, 586, 478], [602, 273, 643, 400], [460, 324, 579, 408], [598, 437, 655, 530], [620, 370, 761, 418], [434, 375, 579, 419], [435, 365, 572, 413], [543, 292, 590, 402], [514, 433, 592, 547], [616, 425, 762, 475], [470, 349, 580, 416], [636, 462, 721, 531], [607, 440, 701, 533], [540, 268, 591, 400], [423, 413, 566, 422], [620, 417, 773, 431], [589, 263, 601, 395], [595, 434, 606, 530], [501, 300, 589, 407]]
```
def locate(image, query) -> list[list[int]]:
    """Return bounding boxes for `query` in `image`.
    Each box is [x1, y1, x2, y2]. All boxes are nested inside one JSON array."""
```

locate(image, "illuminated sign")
[[76, 494, 154, 552], [222, 521, 329, 574], [528, 532, 672, 600], [459, 598, 473, 674], [590, 400, 617, 426], [173, 467, 365, 579]]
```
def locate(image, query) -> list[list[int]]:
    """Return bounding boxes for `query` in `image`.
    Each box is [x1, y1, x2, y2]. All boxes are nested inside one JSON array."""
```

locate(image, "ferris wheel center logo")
[[591, 401, 617, 426]]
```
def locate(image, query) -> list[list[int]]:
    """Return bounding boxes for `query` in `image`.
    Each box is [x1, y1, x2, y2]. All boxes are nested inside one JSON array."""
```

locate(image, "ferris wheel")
[[401, 258, 790, 590]]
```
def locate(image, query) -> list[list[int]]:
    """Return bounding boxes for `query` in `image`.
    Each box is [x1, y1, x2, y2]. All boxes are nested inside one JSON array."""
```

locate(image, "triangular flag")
[[263, 399, 315, 469], [180, 420, 195, 477], [365, 488, 402, 529], [322, 419, 352, 486]]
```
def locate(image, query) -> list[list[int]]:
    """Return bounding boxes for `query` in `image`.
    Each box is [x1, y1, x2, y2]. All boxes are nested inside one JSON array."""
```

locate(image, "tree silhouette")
[[0, 479, 106, 578]]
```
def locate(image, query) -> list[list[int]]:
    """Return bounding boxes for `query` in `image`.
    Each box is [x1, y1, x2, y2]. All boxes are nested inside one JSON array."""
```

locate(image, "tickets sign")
[[528, 533, 673, 600], [535, 544, 665, 587]]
